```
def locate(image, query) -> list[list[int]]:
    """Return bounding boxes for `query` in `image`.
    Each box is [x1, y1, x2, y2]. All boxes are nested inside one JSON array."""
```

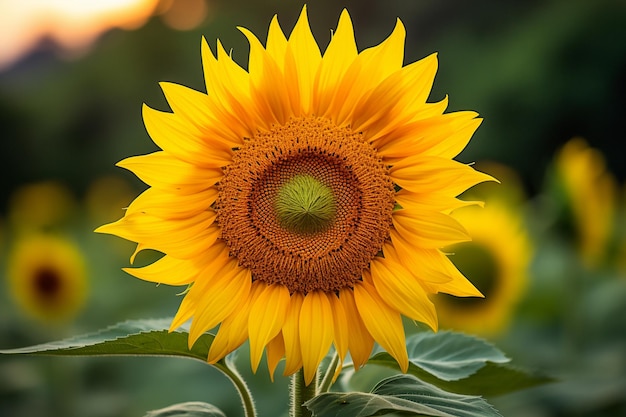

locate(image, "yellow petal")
[[266, 15, 288, 66], [142, 105, 233, 168], [353, 53, 438, 138], [248, 284, 290, 373], [208, 281, 265, 363], [391, 209, 470, 248], [329, 18, 406, 125], [201, 38, 259, 136], [338, 288, 374, 370], [282, 292, 305, 376], [390, 156, 495, 196], [328, 293, 348, 364], [394, 189, 481, 214], [369, 259, 438, 330], [188, 263, 251, 346], [376, 111, 482, 161], [117, 151, 222, 195], [239, 26, 291, 125], [123, 254, 205, 286], [299, 291, 334, 385], [313, 9, 358, 115], [266, 332, 286, 382], [125, 187, 217, 219], [96, 211, 220, 260], [353, 281, 408, 372], [286, 5, 321, 114]]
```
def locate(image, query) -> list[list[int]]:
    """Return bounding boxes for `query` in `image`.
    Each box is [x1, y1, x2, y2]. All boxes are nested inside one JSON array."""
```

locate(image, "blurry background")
[[0, 0, 625, 416]]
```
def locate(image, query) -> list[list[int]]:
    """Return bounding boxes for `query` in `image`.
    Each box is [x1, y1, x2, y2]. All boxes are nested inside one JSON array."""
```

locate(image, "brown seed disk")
[[216, 116, 395, 294]]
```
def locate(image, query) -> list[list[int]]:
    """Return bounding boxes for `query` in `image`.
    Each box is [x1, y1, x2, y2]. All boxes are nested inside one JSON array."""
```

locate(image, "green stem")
[[290, 368, 317, 417], [215, 361, 256, 417], [318, 352, 340, 393]]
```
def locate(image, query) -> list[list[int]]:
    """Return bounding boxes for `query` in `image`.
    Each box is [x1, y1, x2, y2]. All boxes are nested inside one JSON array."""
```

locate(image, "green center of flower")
[[275, 174, 336, 235]]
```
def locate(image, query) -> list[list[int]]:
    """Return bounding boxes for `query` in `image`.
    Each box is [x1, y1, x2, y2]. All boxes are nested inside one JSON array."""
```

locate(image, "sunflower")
[[7, 234, 87, 322], [435, 199, 531, 336], [553, 138, 617, 267], [97, 7, 491, 384]]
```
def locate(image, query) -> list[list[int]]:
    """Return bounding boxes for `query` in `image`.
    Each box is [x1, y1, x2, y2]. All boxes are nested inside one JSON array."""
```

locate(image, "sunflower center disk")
[[217, 116, 395, 294], [275, 174, 336, 235]]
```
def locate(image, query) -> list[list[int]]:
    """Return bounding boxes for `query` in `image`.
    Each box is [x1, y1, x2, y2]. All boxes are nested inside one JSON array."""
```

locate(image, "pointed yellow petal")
[[390, 156, 495, 196], [282, 292, 305, 376], [188, 264, 251, 346], [239, 26, 291, 125], [125, 187, 217, 219], [376, 112, 482, 161], [313, 9, 357, 115], [97, 211, 220, 259], [201, 38, 259, 136], [142, 105, 233, 168], [248, 284, 290, 373], [266, 15, 288, 65], [392, 209, 470, 248], [394, 189, 481, 214], [353, 281, 408, 372], [338, 288, 374, 370], [299, 291, 334, 385], [329, 18, 406, 125], [123, 254, 203, 286], [117, 151, 222, 195], [353, 53, 438, 138], [370, 259, 438, 330], [286, 5, 321, 114], [208, 281, 265, 364], [266, 332, 286, 382], [328, 293, 348, 364]]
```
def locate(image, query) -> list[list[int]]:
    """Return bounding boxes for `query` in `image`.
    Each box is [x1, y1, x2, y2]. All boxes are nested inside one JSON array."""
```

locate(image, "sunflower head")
[[97, 6, 493, 384], [7, 234, 87, 322]]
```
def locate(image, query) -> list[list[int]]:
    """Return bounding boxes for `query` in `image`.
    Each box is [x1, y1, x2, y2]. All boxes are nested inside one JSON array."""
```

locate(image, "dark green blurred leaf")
[[144, 401, 226, 417], [0, 318, 213, 362], [367, 331, 551, 396], [306, 374, 502, 417]]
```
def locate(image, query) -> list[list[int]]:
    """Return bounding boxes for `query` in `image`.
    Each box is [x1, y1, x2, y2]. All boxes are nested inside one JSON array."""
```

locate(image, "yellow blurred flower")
[[8, 180, 75, 232], [436, 198, 532, 336], [98, 7, 491, 383], [7, 234, 87, 322], [554, 138, 618, 267]]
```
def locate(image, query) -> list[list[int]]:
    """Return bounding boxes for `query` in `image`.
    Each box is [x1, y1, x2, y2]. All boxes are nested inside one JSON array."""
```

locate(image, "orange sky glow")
[[0, 0, 160, 70]]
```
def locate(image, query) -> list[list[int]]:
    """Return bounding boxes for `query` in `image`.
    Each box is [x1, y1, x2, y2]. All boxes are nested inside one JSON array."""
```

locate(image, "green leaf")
[[366, 331, 551, 396], [0, 318, 213, 362], [144, 401, 226, 417], [370, 331, 508, 381], [306, 374, 502, 417]]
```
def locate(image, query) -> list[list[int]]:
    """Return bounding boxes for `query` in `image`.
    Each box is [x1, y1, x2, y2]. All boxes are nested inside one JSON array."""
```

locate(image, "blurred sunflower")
[[7, 234, 87, 322], [8, 180, 76, 232], [553, 138, 618, 267], [436, 200, 531, 336], [97, 7, 491, 383]]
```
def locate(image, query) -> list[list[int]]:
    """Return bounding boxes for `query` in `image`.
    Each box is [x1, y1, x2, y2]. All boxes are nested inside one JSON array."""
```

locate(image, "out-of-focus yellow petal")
[[266, 332, 286, 382]]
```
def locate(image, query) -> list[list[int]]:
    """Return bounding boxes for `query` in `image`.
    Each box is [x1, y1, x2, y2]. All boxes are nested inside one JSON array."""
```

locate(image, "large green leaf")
[[144, 401, 226, 417], [0, 318, 213, 362], [306, 374, 502, 417], [366, 331, 551, 396]]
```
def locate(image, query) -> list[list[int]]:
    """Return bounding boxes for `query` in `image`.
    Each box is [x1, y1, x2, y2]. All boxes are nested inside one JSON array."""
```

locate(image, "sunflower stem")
[[290, 368, 317, 417], [318, 352, 340, 393], [215, 360, 257, 417]]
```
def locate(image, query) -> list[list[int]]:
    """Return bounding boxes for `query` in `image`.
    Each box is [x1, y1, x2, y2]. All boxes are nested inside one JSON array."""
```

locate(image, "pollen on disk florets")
[[216, 116, 395, 294]]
